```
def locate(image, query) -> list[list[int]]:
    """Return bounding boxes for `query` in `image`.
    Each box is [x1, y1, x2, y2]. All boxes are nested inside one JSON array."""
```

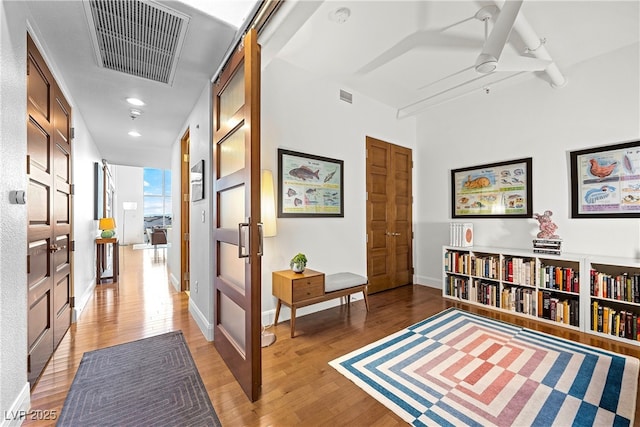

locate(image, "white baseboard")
[[0, 382, 30, 427], [414, 276, 441, 289], [189, 298, 213, 341], [72, 279, 96, 322], [169, 272, 180, 292]]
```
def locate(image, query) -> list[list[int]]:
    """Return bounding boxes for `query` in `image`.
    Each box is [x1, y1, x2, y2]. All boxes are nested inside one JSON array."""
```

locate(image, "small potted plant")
[[290, 253, 307, 273]]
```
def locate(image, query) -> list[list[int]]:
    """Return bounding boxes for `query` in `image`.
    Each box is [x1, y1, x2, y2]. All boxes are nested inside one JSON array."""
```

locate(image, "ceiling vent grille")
[[83, 0, 190, 85]]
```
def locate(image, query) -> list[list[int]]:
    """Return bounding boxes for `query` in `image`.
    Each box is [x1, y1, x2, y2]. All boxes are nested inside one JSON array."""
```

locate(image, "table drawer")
[[292, 276, 324, 301]]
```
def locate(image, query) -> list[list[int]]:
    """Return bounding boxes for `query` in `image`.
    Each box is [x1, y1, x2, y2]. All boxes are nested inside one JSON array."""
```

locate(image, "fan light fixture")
[[128, 130, 141, 137]]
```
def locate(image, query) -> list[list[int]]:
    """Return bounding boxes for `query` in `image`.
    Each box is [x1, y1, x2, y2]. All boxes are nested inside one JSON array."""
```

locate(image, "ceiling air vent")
[[339, 89, 353, 104], [83, 0, 190, 85]]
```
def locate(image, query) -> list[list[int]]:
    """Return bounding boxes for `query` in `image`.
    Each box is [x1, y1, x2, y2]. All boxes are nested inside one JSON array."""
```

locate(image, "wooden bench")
[[272, 270, 369, 337]]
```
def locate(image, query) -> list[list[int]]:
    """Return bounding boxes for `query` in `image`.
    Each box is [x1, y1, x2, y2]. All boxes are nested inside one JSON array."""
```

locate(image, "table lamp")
[[99, 217, 116, 238]]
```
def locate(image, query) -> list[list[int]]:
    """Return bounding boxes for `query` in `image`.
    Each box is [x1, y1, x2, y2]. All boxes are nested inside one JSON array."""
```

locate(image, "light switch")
[[201, 210, 205, 223]]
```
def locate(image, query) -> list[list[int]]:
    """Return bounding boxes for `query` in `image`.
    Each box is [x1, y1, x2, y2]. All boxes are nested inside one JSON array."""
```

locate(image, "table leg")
[[274, 300, 281, 326], [290, 305, 296, 338]]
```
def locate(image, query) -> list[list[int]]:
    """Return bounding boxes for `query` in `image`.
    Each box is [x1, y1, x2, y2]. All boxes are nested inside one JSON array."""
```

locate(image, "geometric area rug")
[[58, 331, 221, 427], [330, 308, 639, 427]]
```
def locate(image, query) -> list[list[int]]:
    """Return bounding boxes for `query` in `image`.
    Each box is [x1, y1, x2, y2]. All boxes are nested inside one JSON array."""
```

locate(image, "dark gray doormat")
[[58, 331, 221, 426]]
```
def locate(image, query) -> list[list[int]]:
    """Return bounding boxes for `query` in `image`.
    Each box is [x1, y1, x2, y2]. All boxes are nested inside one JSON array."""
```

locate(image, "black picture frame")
[[94, 162, 103, 220], [277, 149, 344, 218], [191, 159, 204, 202], [570, 140, 640, 218], [451, 157, 533, 218]]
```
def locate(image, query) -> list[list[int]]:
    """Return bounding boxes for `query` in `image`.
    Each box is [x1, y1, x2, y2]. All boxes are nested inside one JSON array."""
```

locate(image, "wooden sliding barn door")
[[26, 34, 73, 386], [212, 29, 262, 402], [366, 137, 413, 294]]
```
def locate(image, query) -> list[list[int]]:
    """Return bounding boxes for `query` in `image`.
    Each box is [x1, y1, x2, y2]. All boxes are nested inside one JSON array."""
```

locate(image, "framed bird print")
[[570, 140, 640, 218], [277, 149, 344, 218]]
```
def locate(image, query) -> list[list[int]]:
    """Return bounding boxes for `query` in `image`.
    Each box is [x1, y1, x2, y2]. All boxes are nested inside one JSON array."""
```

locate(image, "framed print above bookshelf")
[[570, 140, 640, 218], [451, 157, 532, 218]]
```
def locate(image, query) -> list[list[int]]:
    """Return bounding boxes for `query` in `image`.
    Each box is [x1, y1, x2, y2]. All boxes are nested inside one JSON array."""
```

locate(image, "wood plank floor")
[[25, 245, 640, 426]]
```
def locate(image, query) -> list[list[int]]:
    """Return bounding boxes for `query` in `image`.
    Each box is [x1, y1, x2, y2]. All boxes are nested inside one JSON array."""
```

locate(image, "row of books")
[[590, 270, 640, 303], [444, 251, 472, 275], [502, 257, 536, 285], [471, 256, 500, 279], [445, 277, 500, 307], [592, 301, 640, 340], [533, 238, 562, 255], [539, 265, 580, 293], [447, 278, 580, 325]]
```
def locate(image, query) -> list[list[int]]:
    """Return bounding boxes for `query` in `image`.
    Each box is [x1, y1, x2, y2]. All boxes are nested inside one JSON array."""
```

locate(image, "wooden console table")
[[272, 269, 369, 337], [96, 237, 119, 285]]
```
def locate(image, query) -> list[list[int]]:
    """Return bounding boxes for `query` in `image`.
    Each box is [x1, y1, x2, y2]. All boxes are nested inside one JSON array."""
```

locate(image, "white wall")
[[71, 112, 104, 321], [1, 1, 104, 419], [0, 1, 30, 419], [113, 165, 145, 245], [414, 43, 640, 287], [260, 58, 416, 323], [170, 83, 214, 338]]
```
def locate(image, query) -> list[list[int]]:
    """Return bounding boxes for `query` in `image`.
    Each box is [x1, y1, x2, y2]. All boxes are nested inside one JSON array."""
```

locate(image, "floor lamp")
[[261, 170, 277, 347], [122, 202, 137, 245]]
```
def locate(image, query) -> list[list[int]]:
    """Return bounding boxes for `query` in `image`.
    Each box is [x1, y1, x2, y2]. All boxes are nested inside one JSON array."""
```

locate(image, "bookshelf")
[[443, 246, 583, 333], [444, 246, 640, 345], [587, 255, 640, 345]]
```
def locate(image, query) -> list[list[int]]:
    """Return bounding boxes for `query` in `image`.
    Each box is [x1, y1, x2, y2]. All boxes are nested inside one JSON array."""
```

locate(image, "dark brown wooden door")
[[366, 137, 413, 294], [212, 29, 262, 401], [26, 34, 72, 386]]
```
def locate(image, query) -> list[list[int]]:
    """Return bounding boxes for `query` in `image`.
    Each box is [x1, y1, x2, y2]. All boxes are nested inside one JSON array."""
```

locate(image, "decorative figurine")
[[533, 210, 559, 239]]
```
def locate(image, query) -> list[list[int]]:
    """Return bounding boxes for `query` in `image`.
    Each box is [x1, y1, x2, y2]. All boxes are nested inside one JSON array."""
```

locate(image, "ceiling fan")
[[472, 0, 550, 74]]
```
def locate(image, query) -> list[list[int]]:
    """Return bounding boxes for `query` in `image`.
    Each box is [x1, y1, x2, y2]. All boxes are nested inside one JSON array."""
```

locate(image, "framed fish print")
[[570, 140, 640, 218], [277, 148, 344, 217], [451, 157, 533, 218]]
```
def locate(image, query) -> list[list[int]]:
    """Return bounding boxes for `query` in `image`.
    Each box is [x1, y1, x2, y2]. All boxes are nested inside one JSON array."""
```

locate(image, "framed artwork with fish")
[[277, 148, 344, 217], [570, 140, 640, 218], [451, 157, 532, 218]]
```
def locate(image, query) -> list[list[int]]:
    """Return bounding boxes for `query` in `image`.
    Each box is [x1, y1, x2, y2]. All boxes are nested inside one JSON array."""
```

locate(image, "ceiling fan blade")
[[475, 0, 523, 73], [358, 32, 481, 75], [496, 56, 551, 72]]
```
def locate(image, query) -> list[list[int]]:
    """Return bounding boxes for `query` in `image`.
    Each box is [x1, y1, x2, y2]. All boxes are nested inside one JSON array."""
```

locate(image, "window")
[[143, 168, 172, 231]]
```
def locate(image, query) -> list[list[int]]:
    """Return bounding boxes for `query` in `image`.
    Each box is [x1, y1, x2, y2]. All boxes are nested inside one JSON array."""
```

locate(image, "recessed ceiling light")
[[126, 97, 145, 106], [128, 131, 141, 137]]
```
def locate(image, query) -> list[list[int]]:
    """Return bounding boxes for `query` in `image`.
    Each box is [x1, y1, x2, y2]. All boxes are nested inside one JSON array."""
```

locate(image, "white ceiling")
[[26, 0, 259, 169], [24, 1, 639, 168], [268, 0, 639, 115]]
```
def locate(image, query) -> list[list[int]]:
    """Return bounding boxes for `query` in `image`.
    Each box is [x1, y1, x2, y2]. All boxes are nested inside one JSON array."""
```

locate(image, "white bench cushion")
[[325, 272, 368, 293]]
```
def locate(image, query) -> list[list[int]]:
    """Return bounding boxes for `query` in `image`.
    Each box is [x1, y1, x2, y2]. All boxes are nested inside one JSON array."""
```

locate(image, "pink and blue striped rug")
[[330, 308, 638, 426]]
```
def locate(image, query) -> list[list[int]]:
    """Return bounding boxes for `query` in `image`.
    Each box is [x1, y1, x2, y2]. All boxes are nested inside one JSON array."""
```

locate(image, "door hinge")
[[183, 154, 189, 162], [183, 194, 189, 202], [70, 127, 75, 139], [365, 192, 368, 201], [70, 184, 75, 195], [26, 155, 31, 175], [70, 296, 75, 308], [184, 233, 189, 241], [27, 354, 31, 371], [70, 240, 76, 251], [183, 272, 189, 281], [27, 254, 30, 274]]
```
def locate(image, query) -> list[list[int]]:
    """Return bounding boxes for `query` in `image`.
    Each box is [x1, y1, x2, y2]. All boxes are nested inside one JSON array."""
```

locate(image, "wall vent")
[[339, 89, 353, 104], [83, 0, 190, 85]]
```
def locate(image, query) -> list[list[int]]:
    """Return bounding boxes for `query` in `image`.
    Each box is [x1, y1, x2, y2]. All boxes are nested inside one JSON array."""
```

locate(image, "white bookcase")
[[586, 255, 640, 345], [443, 246, 586, 334], [443, 245, 640, 345]]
